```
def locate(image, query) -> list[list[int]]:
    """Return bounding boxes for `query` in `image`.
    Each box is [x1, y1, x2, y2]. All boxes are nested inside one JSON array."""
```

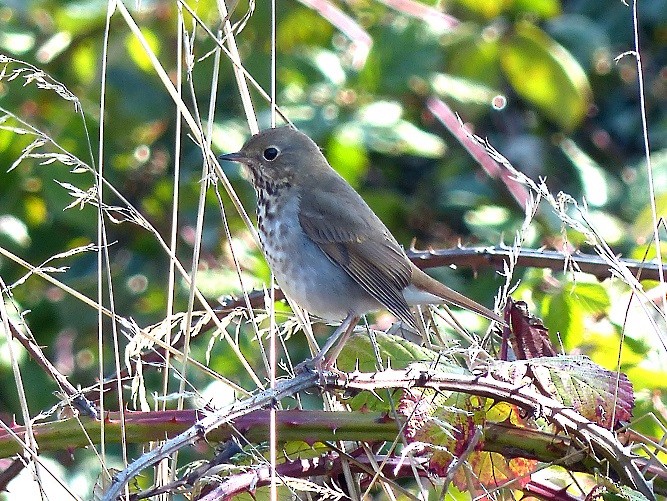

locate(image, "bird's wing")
[[298, 182, 417, 328]]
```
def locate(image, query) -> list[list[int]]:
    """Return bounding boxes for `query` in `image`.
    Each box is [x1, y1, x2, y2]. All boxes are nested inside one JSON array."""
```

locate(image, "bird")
[[219, 126, 504, 366]]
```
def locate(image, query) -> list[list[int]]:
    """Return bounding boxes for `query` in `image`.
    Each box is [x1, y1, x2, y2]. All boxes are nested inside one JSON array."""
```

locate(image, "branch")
[[406, 245, 664, 281], [326, 367, 654, 500], [215, 245, 663, 314], [101, 365, 656, 500], [0, 409, 402, 458]]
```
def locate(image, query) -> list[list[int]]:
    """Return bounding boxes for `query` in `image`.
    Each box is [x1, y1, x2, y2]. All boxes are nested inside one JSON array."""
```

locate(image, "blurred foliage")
[[0, 0, 666, 497]]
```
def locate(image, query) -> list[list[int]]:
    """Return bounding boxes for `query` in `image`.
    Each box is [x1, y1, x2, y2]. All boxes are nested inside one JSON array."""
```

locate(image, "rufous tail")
[[410, 265, 506, 325]]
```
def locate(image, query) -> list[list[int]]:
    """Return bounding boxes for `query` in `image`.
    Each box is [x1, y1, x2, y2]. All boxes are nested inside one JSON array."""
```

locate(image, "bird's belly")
[[259, 218, 380, 322]]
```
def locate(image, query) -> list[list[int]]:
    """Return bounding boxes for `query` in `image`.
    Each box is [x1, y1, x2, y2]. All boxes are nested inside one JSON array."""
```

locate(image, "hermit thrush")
[[220, 126, 504, 364]]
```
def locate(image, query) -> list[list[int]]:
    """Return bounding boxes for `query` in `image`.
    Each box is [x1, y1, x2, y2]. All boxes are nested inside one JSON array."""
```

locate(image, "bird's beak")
[[218, 151, 247, 163]]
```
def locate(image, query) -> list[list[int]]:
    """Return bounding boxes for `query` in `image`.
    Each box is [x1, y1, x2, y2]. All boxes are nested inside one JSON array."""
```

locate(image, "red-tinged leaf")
[[450, 401, 537, 493], [506, 298, 557, 360], [399, 389, 488, 474], [453, 451, 536, 493], [492, 356, 634, 428], [528, 356, 634, 428], [436, 393, 487, 470], [398, 377, 540, 492]]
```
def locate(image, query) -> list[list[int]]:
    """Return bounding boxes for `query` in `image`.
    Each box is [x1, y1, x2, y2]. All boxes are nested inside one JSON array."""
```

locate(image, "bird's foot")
[[294, 354, 329, 374], [295, 353, 342, 375], [294, 357, 317, 374], [295, 357, 348, 391]]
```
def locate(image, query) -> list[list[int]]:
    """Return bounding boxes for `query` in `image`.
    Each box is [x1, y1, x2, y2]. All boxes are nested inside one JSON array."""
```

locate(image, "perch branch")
[[102, 365, 655, 500]]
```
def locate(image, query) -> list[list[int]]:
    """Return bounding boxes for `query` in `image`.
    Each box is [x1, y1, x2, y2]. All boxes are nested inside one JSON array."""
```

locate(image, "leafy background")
[[0, 0, 665, 497]]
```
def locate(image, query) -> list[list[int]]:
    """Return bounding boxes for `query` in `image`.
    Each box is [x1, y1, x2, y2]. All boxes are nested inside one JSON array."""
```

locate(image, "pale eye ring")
[[263, 146, 280, 161]]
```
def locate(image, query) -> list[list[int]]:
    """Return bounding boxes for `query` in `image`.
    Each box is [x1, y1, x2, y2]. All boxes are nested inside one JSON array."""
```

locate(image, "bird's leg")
[[306, 313, 360, 370]]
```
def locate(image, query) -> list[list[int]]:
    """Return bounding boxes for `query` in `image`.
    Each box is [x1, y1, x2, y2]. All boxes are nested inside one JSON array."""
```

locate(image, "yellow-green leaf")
[[501, 21, 592, 129], [125, 29, 161, 73]]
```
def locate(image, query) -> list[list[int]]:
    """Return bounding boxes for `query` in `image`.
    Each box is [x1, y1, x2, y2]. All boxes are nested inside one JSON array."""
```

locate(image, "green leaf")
[[338, 333, 468, 412], [559, 138, 614, 207], [442, 26, 502, 87], [632, 192, 667, 241], [345, 102, 447, 158], [453, 0, 511, 19], [494, 356, 634, 427], [430, 72, 499, 105], [454, 0, 561, 18], [326, 128, 369, 189], [512, 0, 561, 18], [566, 282, 611, 312], [544, 281, 610, 350], [544, 291, 581, 350], [626, 365, 667, 392], [500, 21, 592, 129], [338, 331, 439, 373], [124, 29, 161, 73]]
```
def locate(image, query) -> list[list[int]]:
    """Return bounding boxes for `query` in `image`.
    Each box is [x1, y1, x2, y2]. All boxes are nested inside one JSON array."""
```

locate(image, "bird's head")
[[219, 126, 326, 190]]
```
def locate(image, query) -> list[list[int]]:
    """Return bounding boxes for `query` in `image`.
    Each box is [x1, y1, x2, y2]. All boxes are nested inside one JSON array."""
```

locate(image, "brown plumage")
[[220, 126, 504, 362]]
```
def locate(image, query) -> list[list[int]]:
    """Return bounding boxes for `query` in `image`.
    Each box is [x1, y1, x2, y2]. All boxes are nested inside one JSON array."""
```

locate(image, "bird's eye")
[[263, 147, 280, 161]]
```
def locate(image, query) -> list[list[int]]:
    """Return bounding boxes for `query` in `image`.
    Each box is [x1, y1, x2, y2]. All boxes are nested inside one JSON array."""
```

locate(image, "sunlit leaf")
[[338, 331, 439, 373], [512, 0, 561, 18], [430, 72, 499, 105], [544, 291, 581, 350], [125, 29, 161, 73], [453, 0, 511, 19], [626, 365, 667, 392], [503, 356, 634, 427], [632, 192, 667, 241], [327, 127, 369, 188], [442, 26, 502, 87], [560, 138, 613, 207], [486, 400, 523, 426], [567, 282, 611, 312], [500, 21, 592, 129], [454, 452, 535, 492], [543, 281, 610, 350]]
